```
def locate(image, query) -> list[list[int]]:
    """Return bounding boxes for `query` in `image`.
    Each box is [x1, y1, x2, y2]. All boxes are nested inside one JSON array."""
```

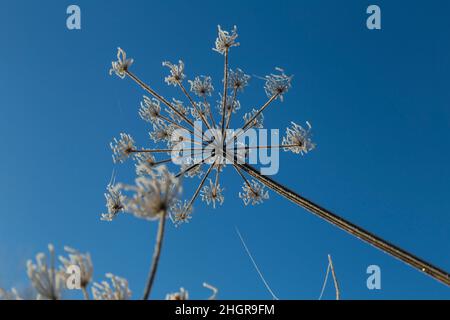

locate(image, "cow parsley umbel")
[[107, 25, 450, 291]]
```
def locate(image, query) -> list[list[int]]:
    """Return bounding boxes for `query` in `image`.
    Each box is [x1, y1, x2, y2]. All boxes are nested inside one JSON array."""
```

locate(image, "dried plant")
[[106, 24, 450, 288]]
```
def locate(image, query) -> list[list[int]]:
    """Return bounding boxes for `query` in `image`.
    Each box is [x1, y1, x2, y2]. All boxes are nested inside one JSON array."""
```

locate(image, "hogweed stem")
[[142, 210, 167, 300], [238, 163, 450, 287]]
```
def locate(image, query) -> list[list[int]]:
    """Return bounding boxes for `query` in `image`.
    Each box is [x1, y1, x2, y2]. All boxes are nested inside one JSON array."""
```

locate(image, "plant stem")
[[238, 163, 450, 287], [142, 210, 167, 300], [82, 287, 90, 300], [328, 255, 340, 300]]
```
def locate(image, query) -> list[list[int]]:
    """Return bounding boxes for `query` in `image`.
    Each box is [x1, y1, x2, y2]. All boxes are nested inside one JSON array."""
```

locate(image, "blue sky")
[[0, 0, 449, 299]]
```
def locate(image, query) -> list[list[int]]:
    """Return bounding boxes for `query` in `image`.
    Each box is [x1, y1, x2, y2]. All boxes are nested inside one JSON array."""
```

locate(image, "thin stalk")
[[328, 254, 340, 300], [158, 114, 204, 142], [234, 144, 298, 151], [183, 164, 214, 214], [220, 49, 229, 136], [142, 210, 167, 300], [237, 163, 450, 287], [176, 80, 212, 130], [82, 287, 90, 300], [204, 97, 217, 129], [175, 154, 214, 178], [228, 93, 279, 143], [224, 89, 237, 131]]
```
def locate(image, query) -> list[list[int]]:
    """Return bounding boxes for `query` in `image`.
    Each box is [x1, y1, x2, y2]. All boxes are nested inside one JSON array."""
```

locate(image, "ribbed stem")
[[238, 163, 450, 287], [142, 210, 167, 300]]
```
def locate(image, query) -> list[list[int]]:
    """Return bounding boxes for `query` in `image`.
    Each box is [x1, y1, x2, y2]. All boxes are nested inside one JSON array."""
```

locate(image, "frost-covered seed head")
[[169, 200, 193, 226], [134, 153, 157, 176], [239, 180, 269, 206], [26, 244, 62, 300], [200, 179, 225, 209], [264, 68, 293, 102], [92, 273, 131, 300], [227, 68, 250, 91], [121, 166, 181, 220], [149, 122, 175, 144], [167, 99, 189, 123], [243, 108, 264, 129], [282, 121, 315, 155], [188, 76, 214, 97], [217, 94, 241, 115], [101, 184, 125, 221], [213, 25, 240, 54], [58, 247, 93, 288], [110, 133, 136, 163], [109, 47, 133, 79], [190, 101, 211, 121], [162, 60, 186, 86], [139, 96, 162, 124]]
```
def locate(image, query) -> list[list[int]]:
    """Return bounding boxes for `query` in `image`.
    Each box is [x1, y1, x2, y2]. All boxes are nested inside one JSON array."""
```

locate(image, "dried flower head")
[[121, 166, 181, 220], [213, 25, 240, 54], [108, 25, 314, 226], [163, 60, 186, 86], [109, 47, 133, 79], [188, 76, 214, 97], [101, 183, 125, 221], [134, 152, 157, 176], [264, 68, 293, 102], [239, 180, 269, 206], [0, 288, 22, 300], [149, 122, 175, 144], [58, 247, 93, 289], [110, 133, 136, 163], [26, 244, 63, 300], [282, 121, 315, 155], [227, 68, 250, 91], [139, 96, 162, 124], [243, 108, 264, 129], [92, 273, 131, 300], [167, 99, 189, 123], [191, 101, 211, 121], [200, 179, 225, 208], [169, 200, 193, 226], [217, 94, 241, 115]]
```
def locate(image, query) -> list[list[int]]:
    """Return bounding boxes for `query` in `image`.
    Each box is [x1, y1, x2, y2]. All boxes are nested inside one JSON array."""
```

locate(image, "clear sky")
[[0, 0, 449, 299]]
